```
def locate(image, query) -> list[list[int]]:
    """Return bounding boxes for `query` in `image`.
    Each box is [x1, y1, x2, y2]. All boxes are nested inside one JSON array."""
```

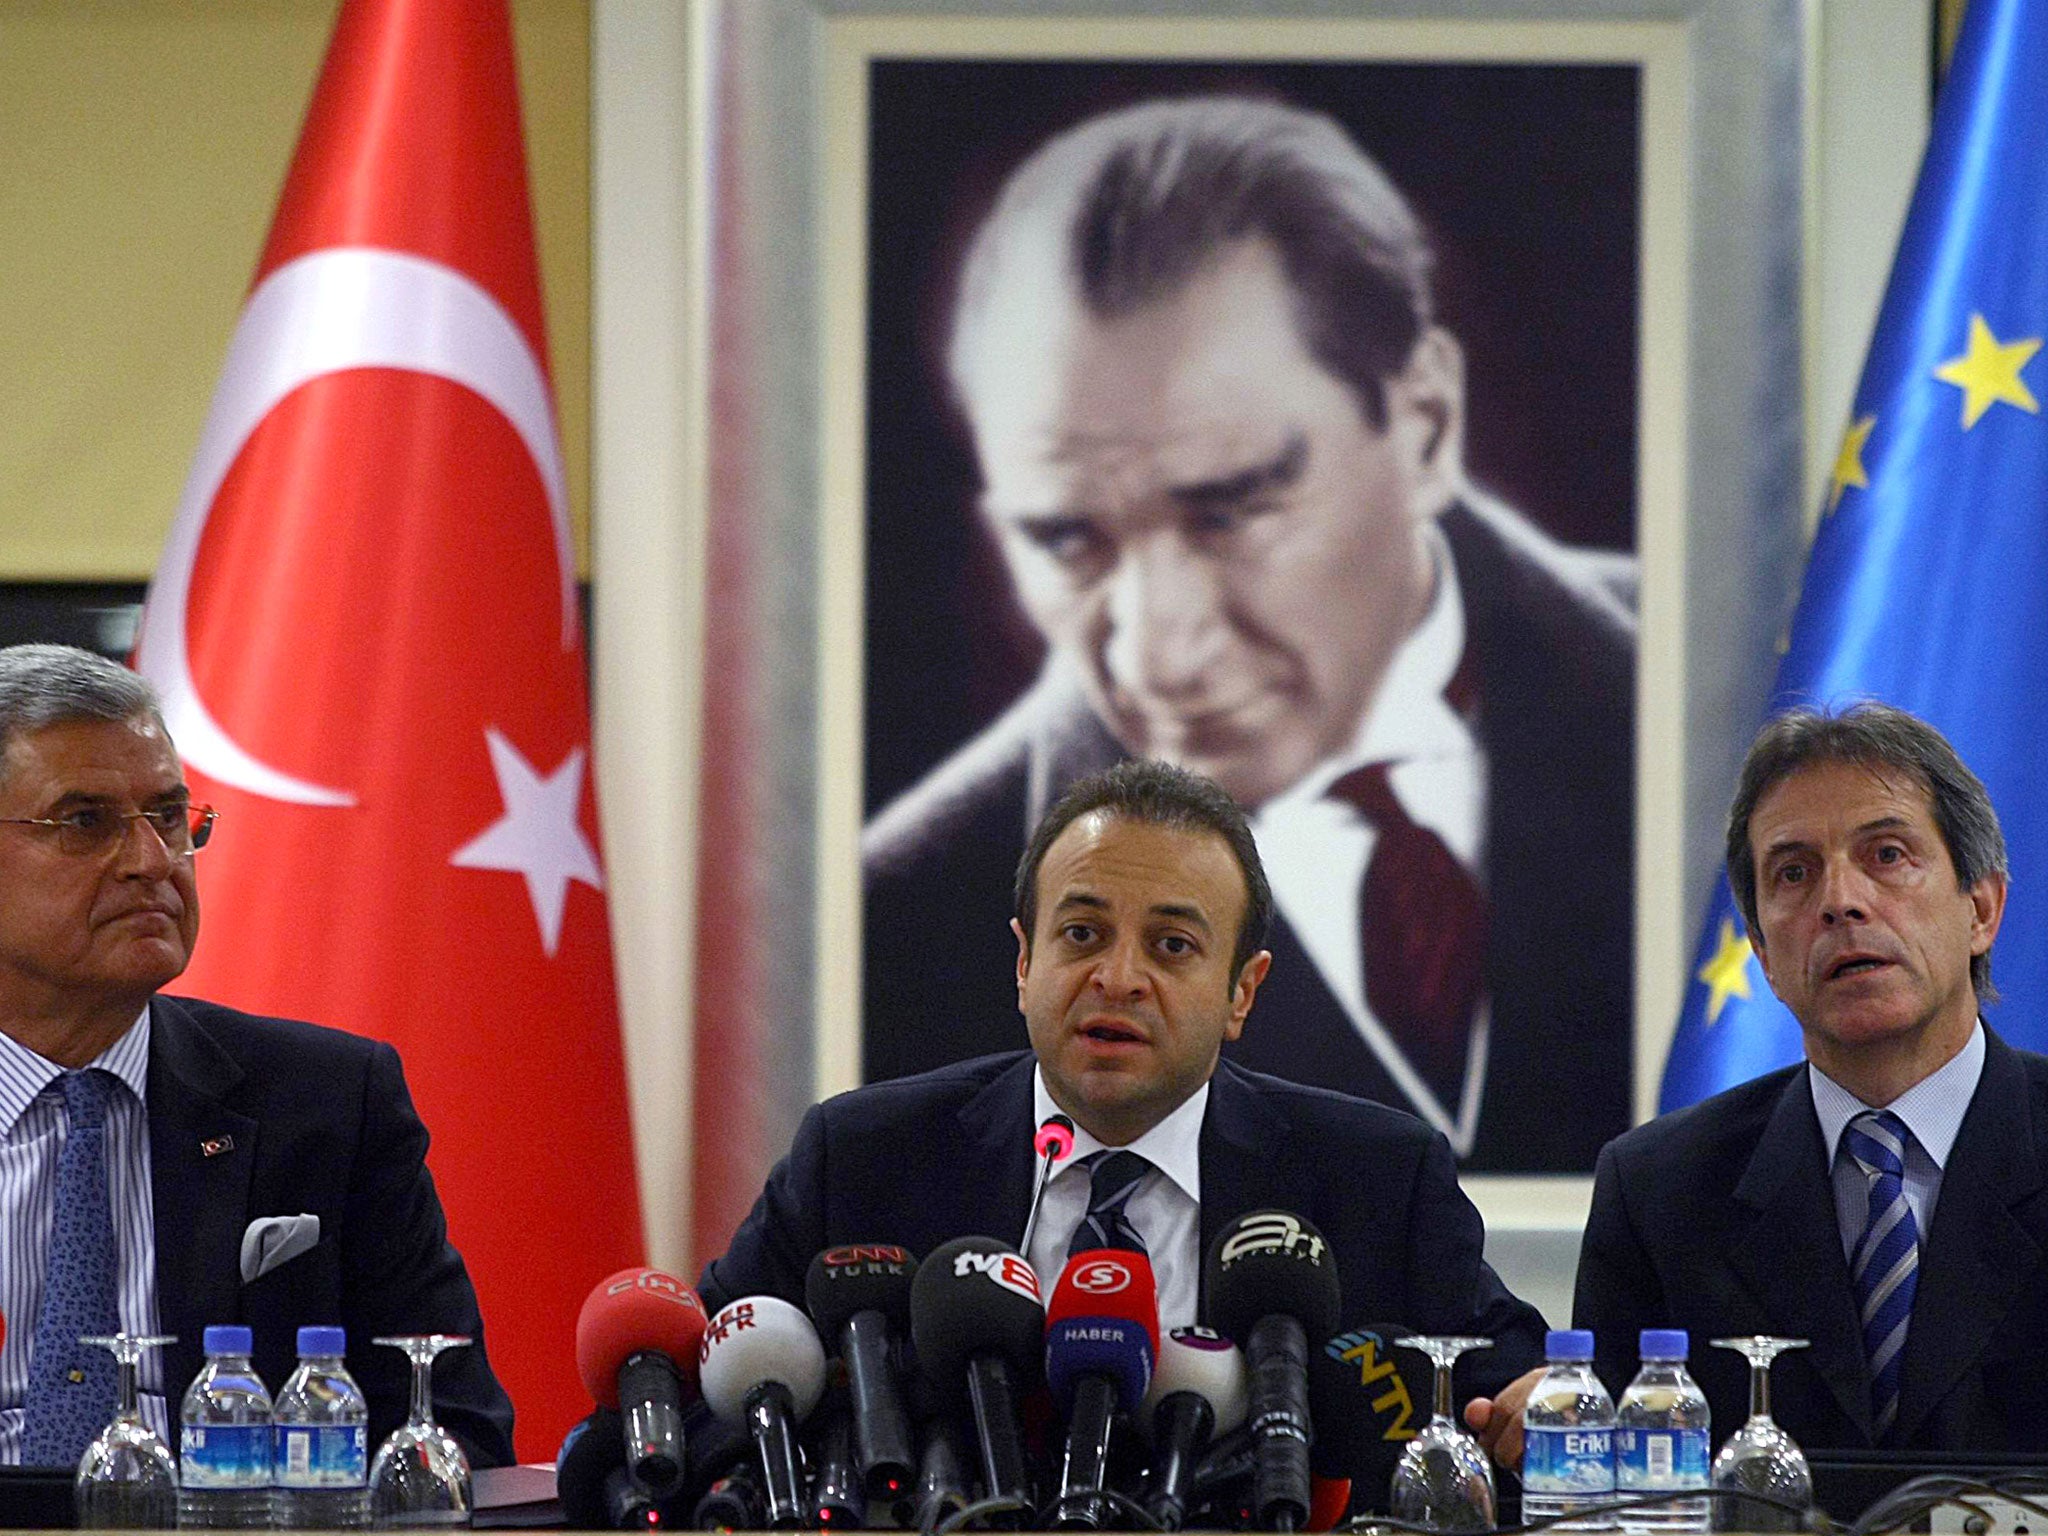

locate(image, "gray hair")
[[949, 95, 1434, 430], [1726, 702, 2008, 1003], [0, 644, 164, 779]]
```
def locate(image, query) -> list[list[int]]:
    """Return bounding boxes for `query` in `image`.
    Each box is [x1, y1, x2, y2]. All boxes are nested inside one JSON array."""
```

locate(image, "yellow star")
[[1826, 415, 1875, 513], [1933, 313, 2041, 429], [1696, 916, 1755, 1026]]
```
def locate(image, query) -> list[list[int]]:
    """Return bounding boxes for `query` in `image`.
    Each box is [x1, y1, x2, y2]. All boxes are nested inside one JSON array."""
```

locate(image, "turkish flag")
[[134, 0, 641, 1458]]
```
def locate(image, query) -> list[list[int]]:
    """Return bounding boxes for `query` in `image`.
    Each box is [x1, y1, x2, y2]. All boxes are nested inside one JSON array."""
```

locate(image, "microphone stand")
[[1019, 1114, 1075, 1257]]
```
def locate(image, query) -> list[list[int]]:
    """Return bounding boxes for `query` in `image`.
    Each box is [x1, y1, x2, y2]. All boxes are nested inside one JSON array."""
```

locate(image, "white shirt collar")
[[1808, 1019, 1986, 1170], [0, 1004, 152, 1137], [1032, 1064, 1207, 1205]]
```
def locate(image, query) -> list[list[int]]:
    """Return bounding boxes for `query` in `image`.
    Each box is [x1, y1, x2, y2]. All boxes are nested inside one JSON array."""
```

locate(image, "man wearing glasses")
[[0, 644, 513, 1470]]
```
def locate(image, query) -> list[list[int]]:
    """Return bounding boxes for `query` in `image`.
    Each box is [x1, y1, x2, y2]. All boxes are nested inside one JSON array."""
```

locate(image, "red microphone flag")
[[135, 0, 641, 1456]]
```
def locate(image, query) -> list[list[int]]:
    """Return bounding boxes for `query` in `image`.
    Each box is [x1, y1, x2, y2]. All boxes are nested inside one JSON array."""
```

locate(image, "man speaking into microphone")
[[701, 759, 1542, 1413]]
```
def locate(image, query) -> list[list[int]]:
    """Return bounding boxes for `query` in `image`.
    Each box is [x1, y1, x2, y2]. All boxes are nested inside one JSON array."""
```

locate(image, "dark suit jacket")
[[863, 495, 1637, 1171], [699, 1052, 1547, 1404], [1574, 1029, 2048, 1451], [147, 994, 516, 1465]]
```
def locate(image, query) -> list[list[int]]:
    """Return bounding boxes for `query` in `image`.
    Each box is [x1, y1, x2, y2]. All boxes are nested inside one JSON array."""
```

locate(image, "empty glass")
[[368, 1335, 473, 1527], [1708, 1337, 1811, 1532], [75, 1332, 178, 1529], [1390, 1335, 1497, 1531]]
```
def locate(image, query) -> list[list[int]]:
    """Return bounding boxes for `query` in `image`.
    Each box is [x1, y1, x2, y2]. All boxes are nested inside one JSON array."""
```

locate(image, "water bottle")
[[273, 1326, 371, 1529], [1523, 1328, 1615, 1530], [177, 1325, 274, 1529], [1615, 1330, 1711, 1533]]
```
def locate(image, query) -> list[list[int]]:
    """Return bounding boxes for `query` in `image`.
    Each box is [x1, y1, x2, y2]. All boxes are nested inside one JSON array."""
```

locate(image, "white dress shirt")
[[1028, 1070, 1207, 1328], [1808, 1020, 1985, 1263], [0, 1009, 166, 1463], [1250, 526, 1489, 1153]]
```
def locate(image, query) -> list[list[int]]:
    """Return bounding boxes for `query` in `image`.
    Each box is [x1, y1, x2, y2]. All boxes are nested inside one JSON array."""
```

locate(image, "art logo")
[[1220, 1213, 1327, 1266]]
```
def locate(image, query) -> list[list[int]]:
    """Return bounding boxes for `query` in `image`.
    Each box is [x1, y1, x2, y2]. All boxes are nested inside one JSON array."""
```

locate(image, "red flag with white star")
[[134, 0, 641, 1457]]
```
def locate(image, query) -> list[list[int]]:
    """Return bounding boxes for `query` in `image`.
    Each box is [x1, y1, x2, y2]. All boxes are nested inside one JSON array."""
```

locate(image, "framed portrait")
[[819, 13, 1699, 1191]]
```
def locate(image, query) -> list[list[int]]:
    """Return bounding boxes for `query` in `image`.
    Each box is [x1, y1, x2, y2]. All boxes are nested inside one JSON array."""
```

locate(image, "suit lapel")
[[147, 998, 259, 1400], [1891, 1031, 2044, 1443], [955, 1056, 1040, 1253], [1197, 1063, 1300, 1318], [1728, 1068, 1873, 1442]]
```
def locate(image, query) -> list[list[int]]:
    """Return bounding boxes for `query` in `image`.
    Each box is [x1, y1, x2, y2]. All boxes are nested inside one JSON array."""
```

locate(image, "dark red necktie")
[[1326, 763, 1488, 1109]]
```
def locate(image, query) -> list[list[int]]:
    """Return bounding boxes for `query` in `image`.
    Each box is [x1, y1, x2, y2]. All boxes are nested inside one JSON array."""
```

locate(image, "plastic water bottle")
[[273, 1326, 371, 1529], [1615, 1330, 1711, 1533], [177, 1325, 274, 1529], [1523, 1328, 1615, 1530]]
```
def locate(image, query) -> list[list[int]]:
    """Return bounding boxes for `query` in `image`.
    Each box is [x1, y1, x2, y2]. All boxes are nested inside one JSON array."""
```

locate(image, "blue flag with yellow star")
[[1660, 0, 2048, 1110]]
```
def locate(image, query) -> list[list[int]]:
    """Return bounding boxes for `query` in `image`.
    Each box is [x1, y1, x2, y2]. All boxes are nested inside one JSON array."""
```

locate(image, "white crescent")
[[134, 246, 575, 807]]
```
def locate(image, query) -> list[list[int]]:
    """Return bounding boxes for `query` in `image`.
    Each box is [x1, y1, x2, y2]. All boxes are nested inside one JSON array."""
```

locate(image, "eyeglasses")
[[0, 803, 219, 859]]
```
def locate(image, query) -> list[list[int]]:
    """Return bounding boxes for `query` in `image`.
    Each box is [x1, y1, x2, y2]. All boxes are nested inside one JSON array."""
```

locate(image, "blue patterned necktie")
[[1068, 1149, 1152, 1258], [22, 1069, 121, 1467], [1846, 1109, 1920, 1442]]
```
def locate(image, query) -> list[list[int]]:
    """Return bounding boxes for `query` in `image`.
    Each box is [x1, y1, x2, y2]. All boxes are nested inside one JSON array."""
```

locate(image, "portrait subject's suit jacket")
[[147, 994, 516, 1465], [1574, 1028, 2048, 1452], [698, 1051, 1547, 1403], [863, 495, 1637, 1170]]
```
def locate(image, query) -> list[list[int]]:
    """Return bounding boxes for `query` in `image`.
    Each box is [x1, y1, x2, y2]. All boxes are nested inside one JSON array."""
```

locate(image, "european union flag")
[[1660, 0, 2048, 1110]]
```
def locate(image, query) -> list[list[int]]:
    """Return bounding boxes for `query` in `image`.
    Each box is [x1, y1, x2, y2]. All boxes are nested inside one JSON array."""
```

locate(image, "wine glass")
[[1708, 1337, 1811, 1532], [74, 1332, 178, 1529], [368, 1335, 473, 1527], [1390, 1335, 1497, 1531]]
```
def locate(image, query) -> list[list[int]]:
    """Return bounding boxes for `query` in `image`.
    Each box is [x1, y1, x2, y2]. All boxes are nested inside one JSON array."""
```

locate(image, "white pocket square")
[[240, 1214, 320, 1283]]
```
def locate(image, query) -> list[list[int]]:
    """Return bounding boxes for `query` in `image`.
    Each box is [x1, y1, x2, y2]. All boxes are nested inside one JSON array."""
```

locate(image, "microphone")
[[912, 1413, 974, 1532], [1206, 1211, 1342, 1533], [1045, 1248, 1161, 1530], [804, 1242, 919, 1501], [1141, 1326, 1249, 1531], [697, 1295, 829, 1529], [910, 1236, 1047, 1528], [693, 1458, 766, 1531], [807, 1373, 867, 1528], [1309, 1325, 1429, 1517], [1019, 1113, 1077, 1256], [574, 1267, 710, 1500]]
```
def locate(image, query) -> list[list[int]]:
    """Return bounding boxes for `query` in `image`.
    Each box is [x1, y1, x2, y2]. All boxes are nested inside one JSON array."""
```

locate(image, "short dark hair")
[[1726, 702, 2008, 1001], [1014, 758, 1274, 985], [0, 644, 163, 784], [950, 95, 1433, 430]]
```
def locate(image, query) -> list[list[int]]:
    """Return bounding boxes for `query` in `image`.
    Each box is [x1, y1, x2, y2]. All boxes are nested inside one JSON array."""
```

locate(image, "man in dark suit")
[[1470, 703, 2041, 1460], [710, 759, 1546, 1409], [0, 644, 512, 1469], [865, 95, 1635, 1172]]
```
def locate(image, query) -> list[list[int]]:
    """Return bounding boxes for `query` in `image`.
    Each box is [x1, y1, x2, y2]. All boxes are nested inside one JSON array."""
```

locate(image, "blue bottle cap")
[[1546, 1328, 1595, 1360], [1639, 1328, 1689, 1359], [297, 1325, 347, 1356], [203, 1324, 254, 1355]]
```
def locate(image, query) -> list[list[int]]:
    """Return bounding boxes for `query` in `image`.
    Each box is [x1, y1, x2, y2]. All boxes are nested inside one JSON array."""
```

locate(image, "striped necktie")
[[1846, 1109, 1920, 1441], [22, 1069, 121, 1467], [1068, 1150, 1151, 1258]]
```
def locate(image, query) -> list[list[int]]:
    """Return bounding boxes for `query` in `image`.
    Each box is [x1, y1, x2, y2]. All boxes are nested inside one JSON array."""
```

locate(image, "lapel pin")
[[201, 1134, 236, 1157]]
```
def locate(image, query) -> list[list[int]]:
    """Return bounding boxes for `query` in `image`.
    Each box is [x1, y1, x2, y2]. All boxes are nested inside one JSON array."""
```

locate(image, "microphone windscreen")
[[1044, 1248, 1161, 1414], [1204, 1210, 1342, 1344], [1309, 1326, 1428, 1494], [1035, 1115, 1075, 1162], [553, 1408, 625, 1531], [804, 1243, 918, 1338], [909, 1236, 1045, 1390], [697, 1295, 829, 1424], [1145, 1325, 1249, 1435], [574, 1267, 709, 1409]]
